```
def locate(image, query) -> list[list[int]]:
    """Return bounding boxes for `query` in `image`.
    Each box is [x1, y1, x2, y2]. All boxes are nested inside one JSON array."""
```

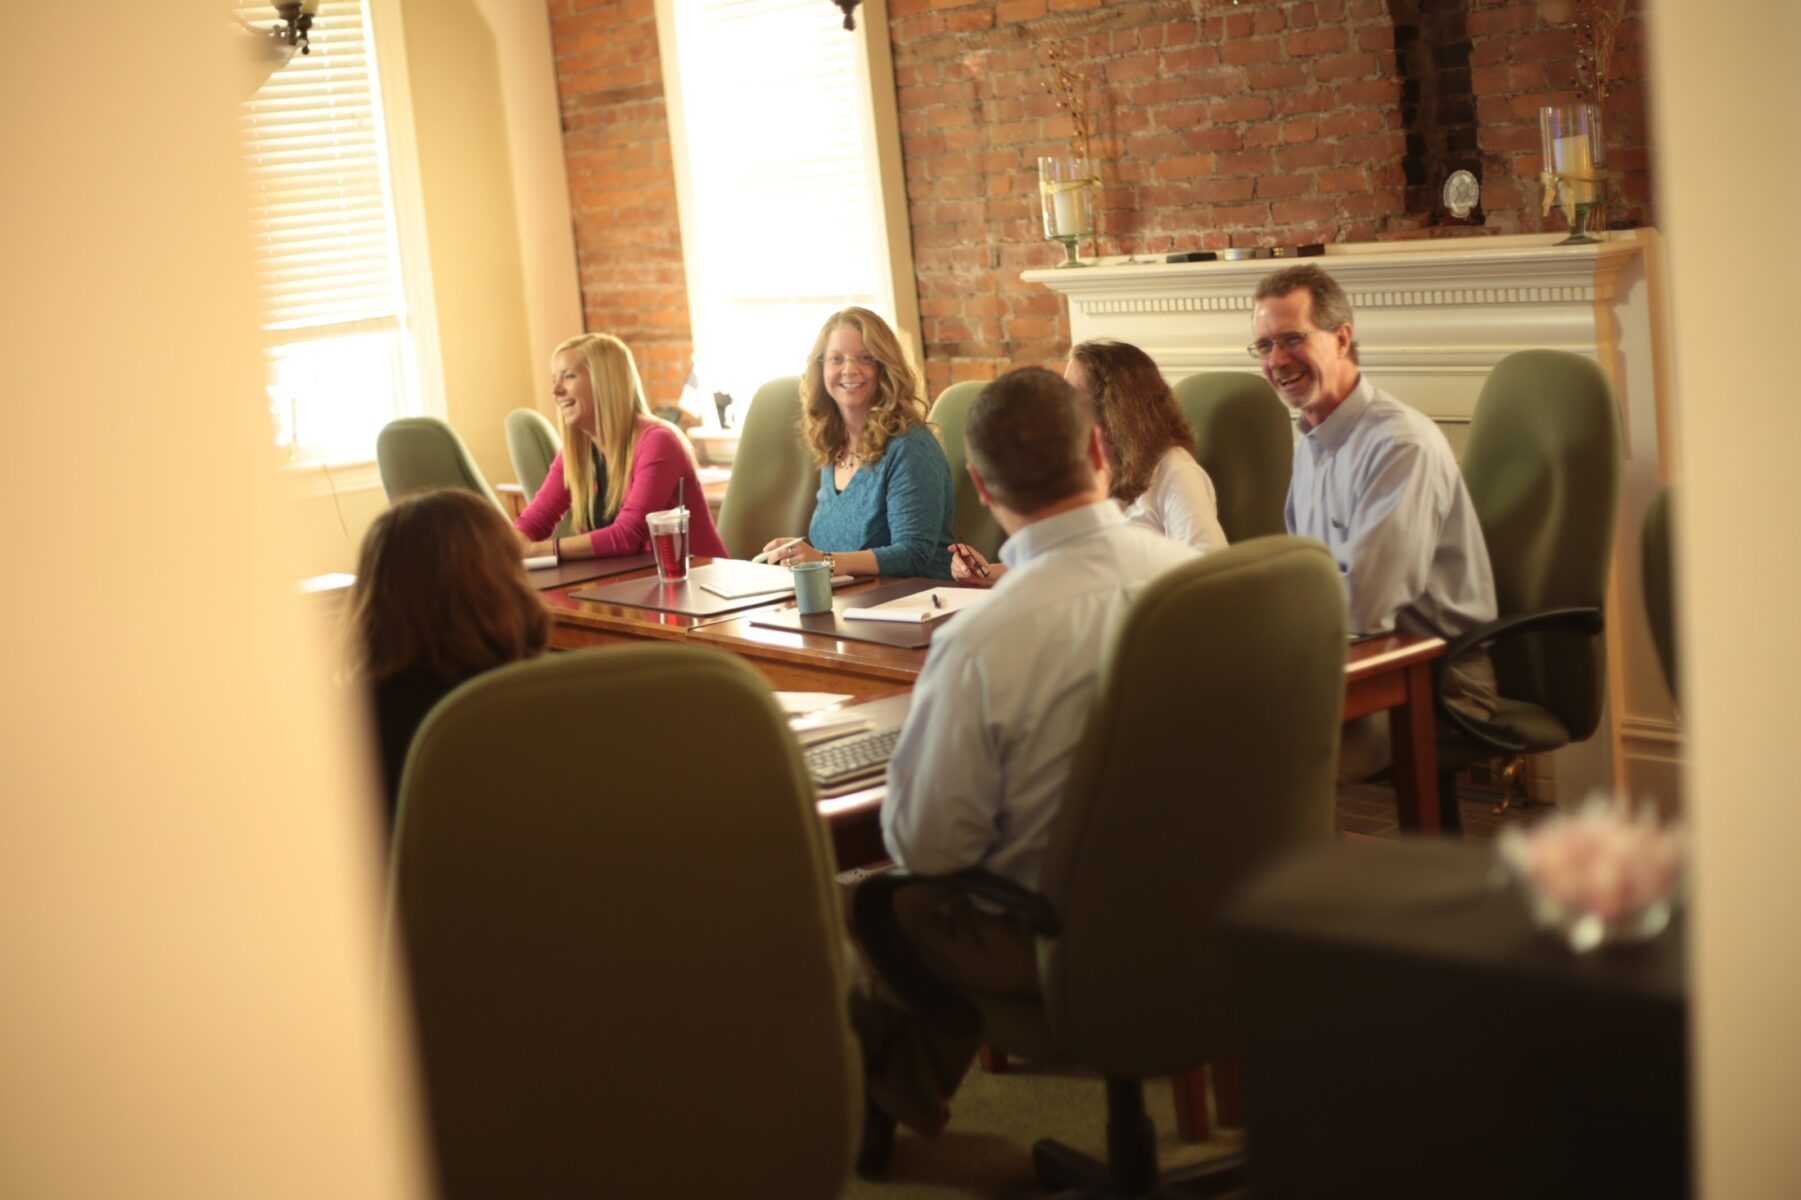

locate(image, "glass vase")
[[1038, 156, 1095, 268], [1539, 103, 1606, 245]]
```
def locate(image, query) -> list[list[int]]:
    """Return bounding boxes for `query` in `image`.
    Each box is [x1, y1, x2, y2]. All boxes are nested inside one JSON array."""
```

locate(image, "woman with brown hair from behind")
[[950, 339, 1227, 586], [349, 488, 550, 829]]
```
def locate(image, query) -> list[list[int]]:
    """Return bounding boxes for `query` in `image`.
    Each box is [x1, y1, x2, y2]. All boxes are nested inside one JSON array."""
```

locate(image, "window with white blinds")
[[239, 0, 415, 462], [657, 0, 914, 419]]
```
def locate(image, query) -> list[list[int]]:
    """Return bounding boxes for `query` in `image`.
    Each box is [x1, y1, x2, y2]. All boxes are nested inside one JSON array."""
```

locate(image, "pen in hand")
[[952, 543, 989, 578], [752, 537, 802, 565]]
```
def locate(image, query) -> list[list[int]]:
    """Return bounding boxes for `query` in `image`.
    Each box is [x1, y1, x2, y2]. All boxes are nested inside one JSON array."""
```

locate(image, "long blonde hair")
[[554, 333, 690, 530], [799, 308, 932, 468]]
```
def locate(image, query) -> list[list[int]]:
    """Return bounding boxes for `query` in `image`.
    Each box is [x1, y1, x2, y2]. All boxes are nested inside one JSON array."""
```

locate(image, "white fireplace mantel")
[[1024, 233, 1648, 441], [1026, 231, 1681, 810]]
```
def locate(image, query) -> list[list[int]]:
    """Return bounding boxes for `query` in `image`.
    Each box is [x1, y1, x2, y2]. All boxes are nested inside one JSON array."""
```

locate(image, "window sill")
[[282, 457, 383, 500]]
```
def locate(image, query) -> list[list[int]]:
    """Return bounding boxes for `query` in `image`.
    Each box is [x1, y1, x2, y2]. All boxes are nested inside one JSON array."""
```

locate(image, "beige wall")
[[1650, 1, 1801, 1194], [1, 6, 426, 1194], [288, 0, 583, 577]]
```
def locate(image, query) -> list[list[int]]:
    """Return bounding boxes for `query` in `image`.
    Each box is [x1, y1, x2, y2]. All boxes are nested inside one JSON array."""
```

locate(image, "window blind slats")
[[238, 0, 410, 458], [238, 0, 401, 334]]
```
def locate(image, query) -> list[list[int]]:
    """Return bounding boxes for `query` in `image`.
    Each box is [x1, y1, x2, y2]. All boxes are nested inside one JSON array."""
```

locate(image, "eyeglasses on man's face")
[[1246, 330, 1325, 361]]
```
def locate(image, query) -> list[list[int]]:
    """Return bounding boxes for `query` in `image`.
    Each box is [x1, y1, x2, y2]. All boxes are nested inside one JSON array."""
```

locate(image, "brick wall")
[[551, 0, 692, 404], [550, 0, 1653, 400], [1393, 0, 1481, 219], [1468, 0, 1651, 231]]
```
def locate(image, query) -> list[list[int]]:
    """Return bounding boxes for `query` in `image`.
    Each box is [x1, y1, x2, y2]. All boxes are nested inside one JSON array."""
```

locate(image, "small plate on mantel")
[[1444, 170, 1481, 219]]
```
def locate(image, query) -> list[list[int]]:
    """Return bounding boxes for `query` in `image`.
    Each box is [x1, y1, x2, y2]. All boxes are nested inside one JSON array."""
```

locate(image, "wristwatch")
[[820, 552, 835, 574]]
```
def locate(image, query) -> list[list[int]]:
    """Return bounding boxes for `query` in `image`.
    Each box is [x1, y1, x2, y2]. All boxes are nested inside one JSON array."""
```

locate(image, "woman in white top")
[[951, 338, 1227, 585]]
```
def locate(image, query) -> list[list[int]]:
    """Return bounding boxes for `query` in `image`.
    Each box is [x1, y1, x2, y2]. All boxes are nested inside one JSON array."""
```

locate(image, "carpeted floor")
[[841, 1060, 1241, 1200]]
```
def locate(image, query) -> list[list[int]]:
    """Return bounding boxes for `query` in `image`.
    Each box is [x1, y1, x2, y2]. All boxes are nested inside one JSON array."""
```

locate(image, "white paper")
[[775, 691, 855, 716], [698, 563, 852, 600], [692, 560, 794, 597], [842, 587, 990, 624], [791, 717, 873, 748]]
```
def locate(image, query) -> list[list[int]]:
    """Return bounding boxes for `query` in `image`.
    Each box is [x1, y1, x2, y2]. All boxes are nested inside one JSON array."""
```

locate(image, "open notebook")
[[842, 586, 990, 624]]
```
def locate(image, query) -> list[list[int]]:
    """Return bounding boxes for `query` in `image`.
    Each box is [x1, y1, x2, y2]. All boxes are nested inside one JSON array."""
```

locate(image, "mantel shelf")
[[1023, 233, 1647, 313], [1020, 231, 1659, 416]]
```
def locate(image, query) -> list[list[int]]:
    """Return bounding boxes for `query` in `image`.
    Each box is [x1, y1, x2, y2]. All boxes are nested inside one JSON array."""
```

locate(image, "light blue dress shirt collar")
[[997, 499, 1125, 572], [1301, 373, 1374, 452]]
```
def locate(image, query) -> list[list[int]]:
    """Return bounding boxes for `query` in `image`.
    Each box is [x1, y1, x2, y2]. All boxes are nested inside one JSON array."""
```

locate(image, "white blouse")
[[1121, 446, 1229, 553]]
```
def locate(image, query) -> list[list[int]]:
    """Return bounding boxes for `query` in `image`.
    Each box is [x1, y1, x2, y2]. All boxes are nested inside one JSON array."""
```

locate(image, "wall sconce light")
[[270, 1, 320, 56], [832, 0, 861, 31], [237, 1, 320, 96]]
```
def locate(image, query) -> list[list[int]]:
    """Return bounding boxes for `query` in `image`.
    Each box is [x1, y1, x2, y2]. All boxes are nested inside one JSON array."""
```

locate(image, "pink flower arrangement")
[[1498, 793, 1685, 950]]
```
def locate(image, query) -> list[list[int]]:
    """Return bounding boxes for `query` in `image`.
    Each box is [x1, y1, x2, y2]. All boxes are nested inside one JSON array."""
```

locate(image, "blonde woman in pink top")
[[515, 332, 726, 560]]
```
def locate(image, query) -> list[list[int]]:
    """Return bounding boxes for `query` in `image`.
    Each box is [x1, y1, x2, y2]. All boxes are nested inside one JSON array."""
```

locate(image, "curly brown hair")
[[348, 489, 549, 685], [1069, 340, 1195, 506], [799, 307, 933, 468]]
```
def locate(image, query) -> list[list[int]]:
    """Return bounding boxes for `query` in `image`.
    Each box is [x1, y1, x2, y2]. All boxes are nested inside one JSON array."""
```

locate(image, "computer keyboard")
[[804, 726, 901, 789]]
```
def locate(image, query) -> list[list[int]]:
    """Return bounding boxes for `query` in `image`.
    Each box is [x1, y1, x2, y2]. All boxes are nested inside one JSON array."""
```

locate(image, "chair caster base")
[[1032, 1138, 1246, 1199]]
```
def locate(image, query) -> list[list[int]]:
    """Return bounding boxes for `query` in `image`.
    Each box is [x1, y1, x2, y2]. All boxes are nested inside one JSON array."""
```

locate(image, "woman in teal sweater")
[[760, 307, 955, 580]]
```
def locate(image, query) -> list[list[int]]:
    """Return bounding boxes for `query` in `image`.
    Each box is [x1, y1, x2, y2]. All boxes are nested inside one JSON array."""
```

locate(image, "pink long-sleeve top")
[[514, 424, 727, 558]]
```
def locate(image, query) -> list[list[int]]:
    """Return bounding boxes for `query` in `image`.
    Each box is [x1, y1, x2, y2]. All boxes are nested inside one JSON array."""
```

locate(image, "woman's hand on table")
[[760, 536, 816, 566]]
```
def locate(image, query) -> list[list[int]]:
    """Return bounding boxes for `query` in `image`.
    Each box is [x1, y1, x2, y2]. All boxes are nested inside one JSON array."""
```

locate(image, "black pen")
[[931, 592, 944, 609]]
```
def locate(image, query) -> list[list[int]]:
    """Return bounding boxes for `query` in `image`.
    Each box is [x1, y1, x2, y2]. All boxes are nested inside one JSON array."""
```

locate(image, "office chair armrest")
[[1432, 606, 1604, 755], [850, 867, 1060, 1038], [1437, 605, 1604, 666]]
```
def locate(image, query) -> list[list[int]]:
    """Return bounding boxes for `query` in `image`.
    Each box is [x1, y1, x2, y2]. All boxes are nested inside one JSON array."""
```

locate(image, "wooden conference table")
[[543, 559, 1448, 864]]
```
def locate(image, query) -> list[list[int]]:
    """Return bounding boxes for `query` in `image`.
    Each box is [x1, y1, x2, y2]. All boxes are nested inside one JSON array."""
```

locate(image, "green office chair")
[[375, 415, 506, 512], [855, 538, 1345, 1197], [1642, 483, 1678, 703], [1436, 350, 1623, 822], [390, 646, 861, 1198], [503, 407, 572, 538], [715, 377, 819, 559], [930, 380, 1006, 561], [1171, 371, 1293, 543]]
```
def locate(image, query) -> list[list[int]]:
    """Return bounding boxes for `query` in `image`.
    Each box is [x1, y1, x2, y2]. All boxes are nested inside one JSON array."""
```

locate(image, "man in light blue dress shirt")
[[1252, 264, 1498, 786], [851, 367, 1198, 1160]]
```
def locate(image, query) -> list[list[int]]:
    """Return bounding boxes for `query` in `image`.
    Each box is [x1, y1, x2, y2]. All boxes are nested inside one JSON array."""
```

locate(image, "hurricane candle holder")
[[1539, 103, 1608, 245], [1038, 156, 1096, 268]]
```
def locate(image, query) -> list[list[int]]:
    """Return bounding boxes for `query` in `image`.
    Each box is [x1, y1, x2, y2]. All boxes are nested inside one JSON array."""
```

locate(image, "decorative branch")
[[1040, 40, 1092, 166], [1571, 0, 1627, 105]]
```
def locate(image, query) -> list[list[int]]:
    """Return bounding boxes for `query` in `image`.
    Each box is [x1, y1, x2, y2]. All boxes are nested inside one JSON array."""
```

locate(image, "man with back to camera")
[[1251, 263, 1498, 797], [849, 366, 1199, 1173]]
